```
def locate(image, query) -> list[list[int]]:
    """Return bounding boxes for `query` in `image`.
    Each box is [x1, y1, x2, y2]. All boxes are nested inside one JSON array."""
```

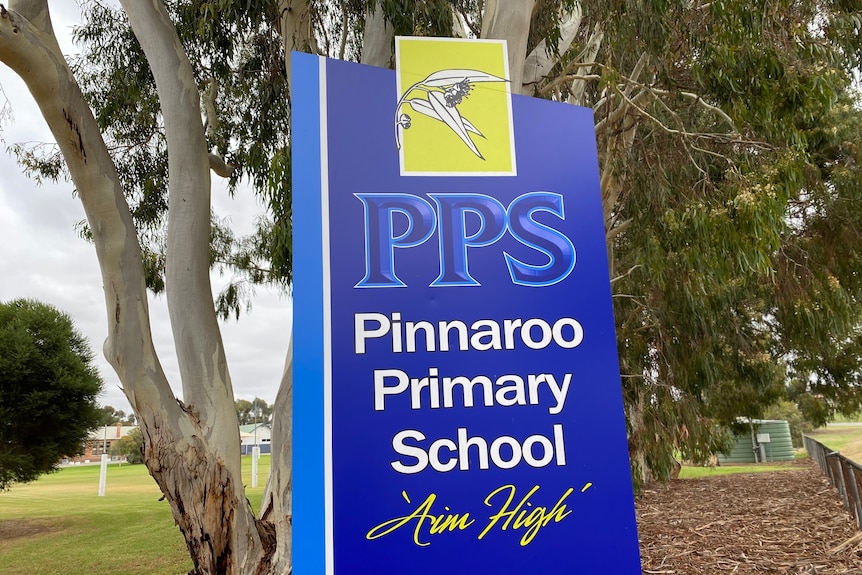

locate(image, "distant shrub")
[[764, 400, 813, 447]]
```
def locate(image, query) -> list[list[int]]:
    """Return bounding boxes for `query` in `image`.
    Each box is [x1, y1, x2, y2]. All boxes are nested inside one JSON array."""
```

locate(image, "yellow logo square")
[[395, 37, 517, 176]]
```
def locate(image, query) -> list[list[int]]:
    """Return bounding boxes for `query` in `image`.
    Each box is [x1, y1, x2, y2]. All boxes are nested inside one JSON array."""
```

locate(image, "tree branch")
[[611, 264, 642, 284], [120, 0, 238, 452], [119, 1, 267, 569], [209, 152, 234, 177], [338, 0, 349, 59], [521, 5, 583, 94], [568, 24, 604, 106], [0, 2, 176, 417]]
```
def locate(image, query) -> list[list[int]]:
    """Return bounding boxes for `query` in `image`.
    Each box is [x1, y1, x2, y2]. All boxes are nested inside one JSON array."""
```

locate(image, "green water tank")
[[717, 419, 795, 464]]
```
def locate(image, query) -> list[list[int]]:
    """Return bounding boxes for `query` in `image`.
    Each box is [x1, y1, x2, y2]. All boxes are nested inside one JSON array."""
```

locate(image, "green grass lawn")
[[0, 455, 271, 575], [679, 464, 792, 479]]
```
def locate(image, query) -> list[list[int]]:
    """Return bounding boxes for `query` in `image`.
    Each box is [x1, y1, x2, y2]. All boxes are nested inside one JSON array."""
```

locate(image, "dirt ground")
[[637, 458, 862, 574], [0, 518, 55, 541]]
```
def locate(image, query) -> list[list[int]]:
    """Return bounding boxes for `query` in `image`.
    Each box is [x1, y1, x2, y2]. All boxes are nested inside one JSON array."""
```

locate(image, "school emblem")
[[395, 37, 517, 176]]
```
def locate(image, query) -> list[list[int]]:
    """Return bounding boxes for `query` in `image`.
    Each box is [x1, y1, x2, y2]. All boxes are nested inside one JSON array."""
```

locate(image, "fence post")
[[804, 435, 828, 475], [842, 462, 858, 520], [845, 464, 862, 530], [828, 453, 850, 512]]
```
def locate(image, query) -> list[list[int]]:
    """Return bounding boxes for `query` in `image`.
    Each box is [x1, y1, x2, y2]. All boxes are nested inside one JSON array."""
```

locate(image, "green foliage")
[[763, 400, 814, 447], [377, 0, 455, 38], [570, 0, 862, 484], [109, 428, 144, 464], [0, 299, 103, 490], [235, 397, 273, 425], [96, 405, 136, 426], [772, 95, 862, 420]]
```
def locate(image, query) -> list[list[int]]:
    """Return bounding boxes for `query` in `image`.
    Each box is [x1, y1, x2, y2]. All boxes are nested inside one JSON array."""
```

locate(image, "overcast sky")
[[0, 5, 292, 414]]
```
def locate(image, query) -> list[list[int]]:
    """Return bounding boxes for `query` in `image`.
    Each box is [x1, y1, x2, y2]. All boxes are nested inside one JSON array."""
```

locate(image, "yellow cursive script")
[[366, 483, 587, 547], [366, 490, 475, 546], [478, 484, 574, 545]]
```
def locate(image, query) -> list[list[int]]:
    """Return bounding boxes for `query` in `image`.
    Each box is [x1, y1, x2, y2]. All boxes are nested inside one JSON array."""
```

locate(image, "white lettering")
[[442, 375, 494, 408], [429, 438, 458, 472], [521, 318, 553, 349], [390, 425, 567, 474], [439, 320, 468, 351], [355, 312, 390, 354], [458, 428, 489, 471], [523, 434, 555, 467], [495, 375, 527, 407], [470, 319, 502, 351], [374, 369, 409, 411], [374, 368, 572, 415], [490, 436, 522, 469], [391, 429, 428, 474], [547, 373, 572, 415], [355, 312, 584, 354], [552, 317, 583, 349]]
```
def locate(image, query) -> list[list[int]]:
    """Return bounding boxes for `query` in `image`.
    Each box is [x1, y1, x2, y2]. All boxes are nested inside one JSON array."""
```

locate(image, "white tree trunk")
[[0, 0, 172, 416], [280, 0, 319, 96], [118, 1, 268, 572], [361, 1, 395, 68], [480, 0, 536, 90], [567, 24, 604, 107]]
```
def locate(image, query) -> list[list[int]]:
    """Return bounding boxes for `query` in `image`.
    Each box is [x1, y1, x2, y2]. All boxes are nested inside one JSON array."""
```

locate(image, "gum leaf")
[[406, 99, 484, 136], [427, 91, 484, 159]]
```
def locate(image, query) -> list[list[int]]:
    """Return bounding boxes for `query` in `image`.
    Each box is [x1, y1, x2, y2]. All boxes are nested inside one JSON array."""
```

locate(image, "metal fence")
[[804, 434, 862, 530]]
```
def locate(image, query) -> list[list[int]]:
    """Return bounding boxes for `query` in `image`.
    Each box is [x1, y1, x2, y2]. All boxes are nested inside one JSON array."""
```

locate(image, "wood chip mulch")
[[636, 458, 862, 574]]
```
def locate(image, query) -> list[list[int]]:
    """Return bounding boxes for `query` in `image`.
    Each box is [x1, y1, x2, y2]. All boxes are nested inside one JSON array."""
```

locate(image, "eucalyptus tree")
[[582, 1, 862, 482], [1, 0, 861, 573]]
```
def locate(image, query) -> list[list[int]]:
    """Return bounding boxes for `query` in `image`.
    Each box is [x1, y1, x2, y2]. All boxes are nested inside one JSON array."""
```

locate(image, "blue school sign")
[[292, 39, 641, 574]]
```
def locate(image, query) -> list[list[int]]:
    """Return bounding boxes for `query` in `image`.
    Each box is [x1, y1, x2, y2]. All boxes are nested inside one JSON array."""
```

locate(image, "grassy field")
[[0, 455, 270, 575], [808, 423, 862, 462]]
